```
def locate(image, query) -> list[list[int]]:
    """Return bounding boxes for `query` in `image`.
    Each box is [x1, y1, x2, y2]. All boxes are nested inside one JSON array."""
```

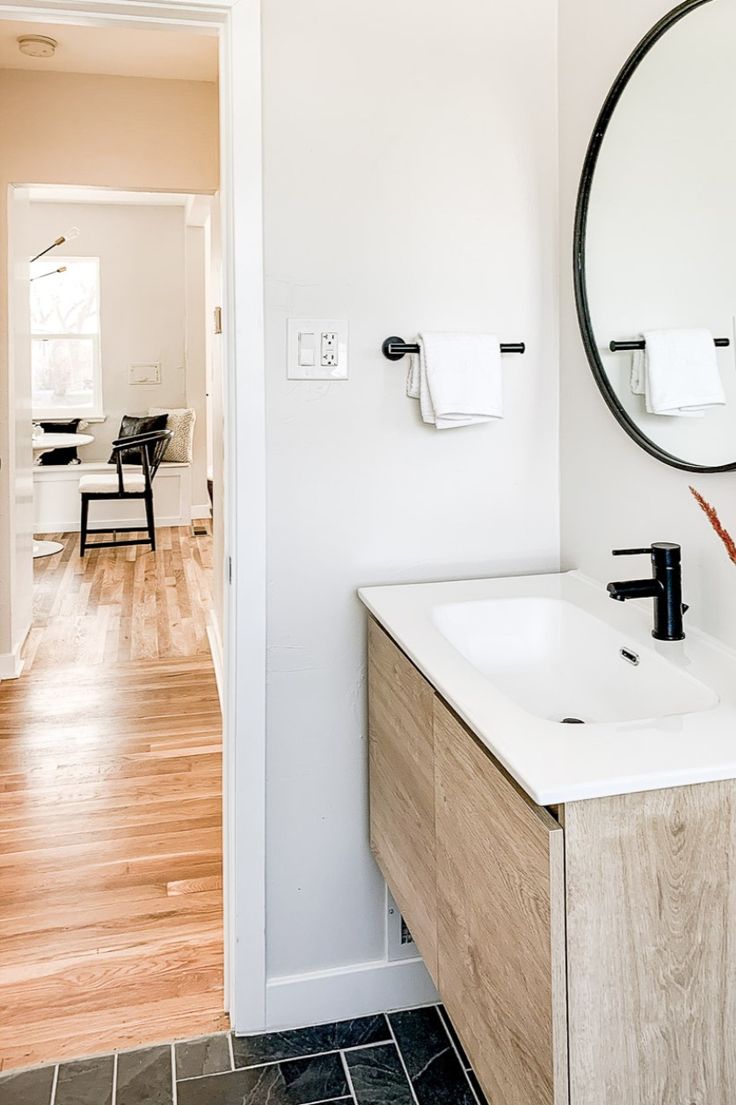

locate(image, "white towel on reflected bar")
[[406, 332, 503, 429], [630, 329, 726, 417]]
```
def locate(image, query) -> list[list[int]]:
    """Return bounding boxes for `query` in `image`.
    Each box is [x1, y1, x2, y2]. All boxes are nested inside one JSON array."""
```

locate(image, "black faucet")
[[607, 543, 688, 641]]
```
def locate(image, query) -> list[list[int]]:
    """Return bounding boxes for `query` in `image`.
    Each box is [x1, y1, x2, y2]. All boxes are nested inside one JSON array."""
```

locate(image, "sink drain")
[[561, 717, 585, 724]]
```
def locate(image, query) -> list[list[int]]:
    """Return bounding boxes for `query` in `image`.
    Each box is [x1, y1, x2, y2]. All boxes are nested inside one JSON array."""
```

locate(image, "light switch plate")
[[287, 319, 348, 380], [128, 362, 161, 385]]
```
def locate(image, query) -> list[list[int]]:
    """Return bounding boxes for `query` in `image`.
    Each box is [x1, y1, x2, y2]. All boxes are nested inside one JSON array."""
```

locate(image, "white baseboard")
[[259, 957, 438, 1035], [207, 616, 224, 707], [0, 634, 27, 680], [43, 514, 189, 532], [191, 503, 212, 521]]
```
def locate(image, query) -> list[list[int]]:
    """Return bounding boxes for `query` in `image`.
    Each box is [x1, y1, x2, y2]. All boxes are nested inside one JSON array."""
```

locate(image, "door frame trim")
[[0, 0, 268, 1031]]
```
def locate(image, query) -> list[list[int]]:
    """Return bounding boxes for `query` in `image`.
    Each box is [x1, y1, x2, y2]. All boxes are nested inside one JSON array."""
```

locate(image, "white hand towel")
[[630, 329, 726, 417], [406, 332, 503, 429]]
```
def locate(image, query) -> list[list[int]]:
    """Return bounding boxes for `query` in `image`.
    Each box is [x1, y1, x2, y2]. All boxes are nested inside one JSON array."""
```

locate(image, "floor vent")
[[387, 889, 419, 961]]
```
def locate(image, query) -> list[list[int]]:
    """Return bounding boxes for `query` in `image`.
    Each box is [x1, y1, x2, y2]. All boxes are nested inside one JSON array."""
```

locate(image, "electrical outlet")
[[321, 331, 338, 367], [287, 320, 348, 379]]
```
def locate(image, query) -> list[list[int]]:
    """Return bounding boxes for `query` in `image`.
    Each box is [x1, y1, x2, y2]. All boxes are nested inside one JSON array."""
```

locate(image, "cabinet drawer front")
[[368, 619, 437, 981], [434, 698, 568, 1105], [565, 785, 736, 1105]]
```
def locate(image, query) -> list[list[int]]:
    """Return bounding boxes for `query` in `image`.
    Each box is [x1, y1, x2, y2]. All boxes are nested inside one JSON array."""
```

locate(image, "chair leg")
[[80, 495, 90, 557], [144, 490, 156, 552]]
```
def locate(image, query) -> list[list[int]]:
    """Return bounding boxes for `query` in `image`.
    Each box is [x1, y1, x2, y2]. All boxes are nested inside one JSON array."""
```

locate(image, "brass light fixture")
[[30, 265, 67, 282], [30, 226, 79, 264]]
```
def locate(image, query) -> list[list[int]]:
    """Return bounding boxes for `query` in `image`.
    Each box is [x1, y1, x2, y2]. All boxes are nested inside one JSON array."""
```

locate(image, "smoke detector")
[[17, 35, 57, 58]]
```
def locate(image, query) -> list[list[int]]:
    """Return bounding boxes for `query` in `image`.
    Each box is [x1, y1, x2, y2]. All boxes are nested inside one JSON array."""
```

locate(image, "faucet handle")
[[613, 542, 681, 565]]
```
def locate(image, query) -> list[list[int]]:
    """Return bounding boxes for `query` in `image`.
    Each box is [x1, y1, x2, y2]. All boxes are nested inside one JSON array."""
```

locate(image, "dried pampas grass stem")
[[690, 485, 736, 567]]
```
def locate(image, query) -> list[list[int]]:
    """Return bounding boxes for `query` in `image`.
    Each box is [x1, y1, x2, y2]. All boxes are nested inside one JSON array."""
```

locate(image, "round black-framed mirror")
[[574, 0, 736, 473]]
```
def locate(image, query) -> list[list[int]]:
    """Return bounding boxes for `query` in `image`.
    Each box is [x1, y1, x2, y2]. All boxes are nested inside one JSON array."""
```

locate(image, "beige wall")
[[0, 69, 218, 195], [0, 69, 218, 659], [558, 0, 736, 648]]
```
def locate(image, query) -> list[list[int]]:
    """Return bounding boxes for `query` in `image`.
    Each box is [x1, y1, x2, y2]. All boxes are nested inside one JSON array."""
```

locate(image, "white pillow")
[[148, 407, 196, 464]]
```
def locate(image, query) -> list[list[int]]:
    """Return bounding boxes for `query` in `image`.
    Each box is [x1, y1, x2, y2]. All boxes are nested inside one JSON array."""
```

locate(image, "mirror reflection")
[[582, 0, 736, 470]]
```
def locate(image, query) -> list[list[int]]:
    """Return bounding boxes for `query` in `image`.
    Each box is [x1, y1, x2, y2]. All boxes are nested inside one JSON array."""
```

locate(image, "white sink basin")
[[358, 571, 736, 804], [433, 596, 717, 724]]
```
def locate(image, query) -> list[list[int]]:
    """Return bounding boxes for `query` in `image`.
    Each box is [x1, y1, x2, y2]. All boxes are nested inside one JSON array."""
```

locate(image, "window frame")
[[30, 255, 104, 421]]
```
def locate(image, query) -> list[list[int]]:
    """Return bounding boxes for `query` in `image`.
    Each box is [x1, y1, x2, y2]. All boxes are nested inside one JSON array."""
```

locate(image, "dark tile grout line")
[[232, 1037, 393, 1071], [432, 1003, 483, 1105], [338, 1050, 359, 1105], [383, 1013, 422, 1105], [286, 1097, 352, 1105], [49, 1064, 58, 1105], [436, 1004, 472, 1070], [175, 1037, 396, 1084], [171, 1043, 179, 1105]]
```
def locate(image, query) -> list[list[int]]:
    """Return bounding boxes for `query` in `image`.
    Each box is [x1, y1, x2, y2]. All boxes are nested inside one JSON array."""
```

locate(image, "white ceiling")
[[0, 20, 218, 82]]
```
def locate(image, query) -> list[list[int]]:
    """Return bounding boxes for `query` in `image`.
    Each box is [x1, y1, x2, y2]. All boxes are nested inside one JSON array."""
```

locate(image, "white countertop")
[[359, 570, 736, 805]]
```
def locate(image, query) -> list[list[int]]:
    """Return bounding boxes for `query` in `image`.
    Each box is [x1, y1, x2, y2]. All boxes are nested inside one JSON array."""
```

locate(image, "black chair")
[[78, 429, 172, 557]]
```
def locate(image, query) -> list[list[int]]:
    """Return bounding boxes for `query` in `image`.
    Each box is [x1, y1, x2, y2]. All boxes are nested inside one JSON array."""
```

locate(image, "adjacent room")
[[28, 189, 215, 572], [0, 18, 228, 1073]]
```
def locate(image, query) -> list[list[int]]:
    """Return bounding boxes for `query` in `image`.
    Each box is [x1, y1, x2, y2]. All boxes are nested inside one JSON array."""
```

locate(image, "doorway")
[[0, 2, 267, 1069]]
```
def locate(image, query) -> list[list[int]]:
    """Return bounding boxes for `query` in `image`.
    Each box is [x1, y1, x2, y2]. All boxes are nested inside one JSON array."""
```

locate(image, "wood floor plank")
[[0, 524, 225, 1070]]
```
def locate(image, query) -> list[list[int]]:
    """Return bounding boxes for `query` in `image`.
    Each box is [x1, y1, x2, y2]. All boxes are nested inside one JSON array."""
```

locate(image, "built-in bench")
[[33, 461, 193, 531]]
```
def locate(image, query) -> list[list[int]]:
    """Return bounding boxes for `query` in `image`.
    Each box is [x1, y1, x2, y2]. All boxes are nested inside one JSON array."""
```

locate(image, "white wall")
[[559, 0, 736, 648], [28, 200, 210, 508], [185, 220, 211, 510], [261, 0, 560, 1017], [4, 187, 33, 679]]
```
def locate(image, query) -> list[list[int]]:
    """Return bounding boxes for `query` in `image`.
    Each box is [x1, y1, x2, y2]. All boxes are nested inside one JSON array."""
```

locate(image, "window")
[[30, 257, 103, 419]]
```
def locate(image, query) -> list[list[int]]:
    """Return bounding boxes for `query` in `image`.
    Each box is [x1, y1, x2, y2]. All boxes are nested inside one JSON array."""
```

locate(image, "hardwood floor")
[[24, 524, 214, 669], [0, 526, 226, 1072]]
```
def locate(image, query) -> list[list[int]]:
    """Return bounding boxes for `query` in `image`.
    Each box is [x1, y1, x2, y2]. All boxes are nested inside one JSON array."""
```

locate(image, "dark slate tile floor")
[[0, 1004, 486, 1105]]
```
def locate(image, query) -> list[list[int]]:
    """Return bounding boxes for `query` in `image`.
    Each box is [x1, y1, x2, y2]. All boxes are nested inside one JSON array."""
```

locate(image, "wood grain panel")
[[434, 698, 568, 1105], [564, 784, 736, 1105], [0, 524, 225, 1071], [368, 619, 437, 981]]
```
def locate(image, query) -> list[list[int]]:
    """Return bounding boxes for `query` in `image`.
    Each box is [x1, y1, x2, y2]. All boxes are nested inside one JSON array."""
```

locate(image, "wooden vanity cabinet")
[[367, 619, 438, 981], [368, 617, 736, 1105], [434, 697, 568, 1105], [367, 618, 567, 1103]]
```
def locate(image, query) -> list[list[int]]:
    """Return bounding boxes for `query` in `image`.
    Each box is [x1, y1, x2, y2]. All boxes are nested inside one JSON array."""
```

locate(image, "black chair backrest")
[[110, 429, 173, 493]]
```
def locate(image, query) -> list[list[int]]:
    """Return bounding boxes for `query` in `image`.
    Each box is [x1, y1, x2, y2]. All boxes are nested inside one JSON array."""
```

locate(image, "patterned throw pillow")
[[148, 408, 196, 464]]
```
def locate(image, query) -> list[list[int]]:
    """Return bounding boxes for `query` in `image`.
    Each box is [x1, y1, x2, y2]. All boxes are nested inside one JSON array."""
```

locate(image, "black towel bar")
[[382, 336, 526, 361], [609, 337, 731, 352]]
